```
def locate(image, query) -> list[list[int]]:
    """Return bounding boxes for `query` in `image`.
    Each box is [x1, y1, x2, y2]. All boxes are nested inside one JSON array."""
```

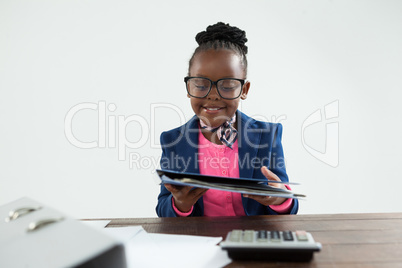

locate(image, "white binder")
[[0, 197, 126, 268]]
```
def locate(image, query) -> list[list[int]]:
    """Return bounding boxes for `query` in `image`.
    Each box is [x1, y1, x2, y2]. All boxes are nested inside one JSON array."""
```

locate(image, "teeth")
[[206, 108, 219, 110]]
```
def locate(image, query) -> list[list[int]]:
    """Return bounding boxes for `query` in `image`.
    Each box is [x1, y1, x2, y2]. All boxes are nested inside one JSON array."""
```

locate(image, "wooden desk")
[[105, 213, 402, 267]]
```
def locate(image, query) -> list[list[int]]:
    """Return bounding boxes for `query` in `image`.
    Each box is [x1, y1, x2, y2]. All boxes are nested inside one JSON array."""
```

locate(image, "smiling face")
[[188, 49, 250, 128]]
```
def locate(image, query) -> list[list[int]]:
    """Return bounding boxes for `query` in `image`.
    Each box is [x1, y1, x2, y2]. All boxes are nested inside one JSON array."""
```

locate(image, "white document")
[[103, 226, 231, 268], [103, 225, 144, 243], [147, 233, 229, 268], [81, 220, 111, 229]]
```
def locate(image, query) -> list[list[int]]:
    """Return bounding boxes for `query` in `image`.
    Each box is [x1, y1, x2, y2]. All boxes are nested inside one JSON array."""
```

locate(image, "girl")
[[156, 22, 298, 217]]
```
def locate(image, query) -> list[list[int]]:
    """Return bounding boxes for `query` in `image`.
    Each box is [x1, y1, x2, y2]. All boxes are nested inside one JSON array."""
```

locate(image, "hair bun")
[[195, 22, 248, 54]]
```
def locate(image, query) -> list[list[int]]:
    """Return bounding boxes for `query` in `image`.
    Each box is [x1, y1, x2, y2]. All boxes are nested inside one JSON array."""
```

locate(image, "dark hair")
[[188, 22, 248, 76]]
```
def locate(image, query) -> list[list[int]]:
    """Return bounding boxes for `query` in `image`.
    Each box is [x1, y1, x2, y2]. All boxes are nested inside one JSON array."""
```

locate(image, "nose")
[[207, 84, 221, 100]]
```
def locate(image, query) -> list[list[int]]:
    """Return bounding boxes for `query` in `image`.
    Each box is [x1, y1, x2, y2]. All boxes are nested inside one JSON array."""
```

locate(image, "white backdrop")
[[1, 0, 401, 218]]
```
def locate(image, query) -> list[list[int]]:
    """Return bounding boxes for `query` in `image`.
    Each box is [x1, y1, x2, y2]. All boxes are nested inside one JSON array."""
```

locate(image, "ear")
[[240, 81, 250, 100], [187, 93, 191, 98]]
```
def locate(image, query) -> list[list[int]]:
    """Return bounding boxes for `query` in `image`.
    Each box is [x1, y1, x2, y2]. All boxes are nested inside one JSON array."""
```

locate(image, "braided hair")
[[188, 22, 248, 76]]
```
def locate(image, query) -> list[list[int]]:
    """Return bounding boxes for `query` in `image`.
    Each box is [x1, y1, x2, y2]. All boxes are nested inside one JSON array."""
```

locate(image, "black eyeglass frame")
[[184, 76, 246, 100]]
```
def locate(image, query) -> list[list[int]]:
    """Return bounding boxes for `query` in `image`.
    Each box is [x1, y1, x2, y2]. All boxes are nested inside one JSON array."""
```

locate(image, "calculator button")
[[243, 230, 254, 242], [229, 230, 242, 242], [257, 230, 268, 241], [283, 231, 294, 241], [296, 230, 309, 241], [270, 231, 281, 242]]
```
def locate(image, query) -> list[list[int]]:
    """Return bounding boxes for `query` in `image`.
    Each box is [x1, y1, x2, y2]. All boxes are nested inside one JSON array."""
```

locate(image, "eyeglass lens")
[[187, 78, 242, 99]]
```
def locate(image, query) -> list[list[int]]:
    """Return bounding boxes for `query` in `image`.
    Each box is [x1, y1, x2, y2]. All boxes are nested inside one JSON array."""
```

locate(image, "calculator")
[[220, 230, 322, 262]]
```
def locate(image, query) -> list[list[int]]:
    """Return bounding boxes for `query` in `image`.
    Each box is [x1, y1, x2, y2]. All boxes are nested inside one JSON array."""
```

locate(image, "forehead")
[[189, 49, 245, 80]]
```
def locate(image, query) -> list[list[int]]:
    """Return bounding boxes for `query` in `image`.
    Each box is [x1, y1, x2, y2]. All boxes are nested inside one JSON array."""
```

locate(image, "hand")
[[243, 166, 287, 206], [164, 184, 208, 213]]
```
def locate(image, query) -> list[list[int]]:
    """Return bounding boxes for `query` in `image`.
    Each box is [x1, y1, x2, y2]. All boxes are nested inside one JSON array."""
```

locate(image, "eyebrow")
[[192, 74, 239, 79]]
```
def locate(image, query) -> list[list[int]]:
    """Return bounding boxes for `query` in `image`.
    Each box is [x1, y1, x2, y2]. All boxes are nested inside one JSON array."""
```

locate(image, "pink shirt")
[[172, 130, 293, 216], [198, 133, 246, 216]]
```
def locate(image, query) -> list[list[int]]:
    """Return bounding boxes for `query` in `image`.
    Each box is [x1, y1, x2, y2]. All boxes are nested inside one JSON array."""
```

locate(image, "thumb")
[[261, 166, 281, 187]]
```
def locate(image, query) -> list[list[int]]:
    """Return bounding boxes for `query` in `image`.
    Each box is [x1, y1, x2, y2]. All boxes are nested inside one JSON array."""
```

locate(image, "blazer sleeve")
[[155, 131, 178, 217], [266, 123, 299, 215], [155, 131, 204, 217]]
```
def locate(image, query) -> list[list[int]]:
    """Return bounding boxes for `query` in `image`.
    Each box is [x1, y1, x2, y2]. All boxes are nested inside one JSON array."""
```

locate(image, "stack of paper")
[[157, 169, 305, 199], [83, 221, 231, 268]]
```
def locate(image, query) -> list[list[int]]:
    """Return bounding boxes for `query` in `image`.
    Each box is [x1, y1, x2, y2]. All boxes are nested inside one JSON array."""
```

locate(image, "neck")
[[200, 129, 222, 145]]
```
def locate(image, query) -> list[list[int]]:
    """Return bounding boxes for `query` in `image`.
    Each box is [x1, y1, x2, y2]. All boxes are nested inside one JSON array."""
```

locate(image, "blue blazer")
[[156, 110, 299, 217]]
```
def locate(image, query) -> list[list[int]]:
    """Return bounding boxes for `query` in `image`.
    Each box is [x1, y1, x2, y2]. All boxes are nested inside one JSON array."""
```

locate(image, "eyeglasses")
[[184, 76, 245, 100]]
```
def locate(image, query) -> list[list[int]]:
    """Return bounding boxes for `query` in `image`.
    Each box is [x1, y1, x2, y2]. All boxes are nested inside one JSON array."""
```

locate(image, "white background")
[[1, 0, 401, 218]]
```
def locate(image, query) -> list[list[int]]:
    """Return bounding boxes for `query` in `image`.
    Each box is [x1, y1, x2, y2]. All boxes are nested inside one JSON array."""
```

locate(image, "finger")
[[189, 188, 208, 199], [180, 186, 195, 195], [170, 186, 202, 198], [261, 166, 280, 181], [164, 183, 177, 193], [244, 194, 271, 200], [261, 167, 282, 187], [243, 194, 274, 206], [165, 183, 184, 191]]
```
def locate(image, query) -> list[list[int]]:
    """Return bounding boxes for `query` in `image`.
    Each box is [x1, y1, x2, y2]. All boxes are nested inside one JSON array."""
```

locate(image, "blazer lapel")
[[176, 115, 200, 174], [237, 110, 262, 179]]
